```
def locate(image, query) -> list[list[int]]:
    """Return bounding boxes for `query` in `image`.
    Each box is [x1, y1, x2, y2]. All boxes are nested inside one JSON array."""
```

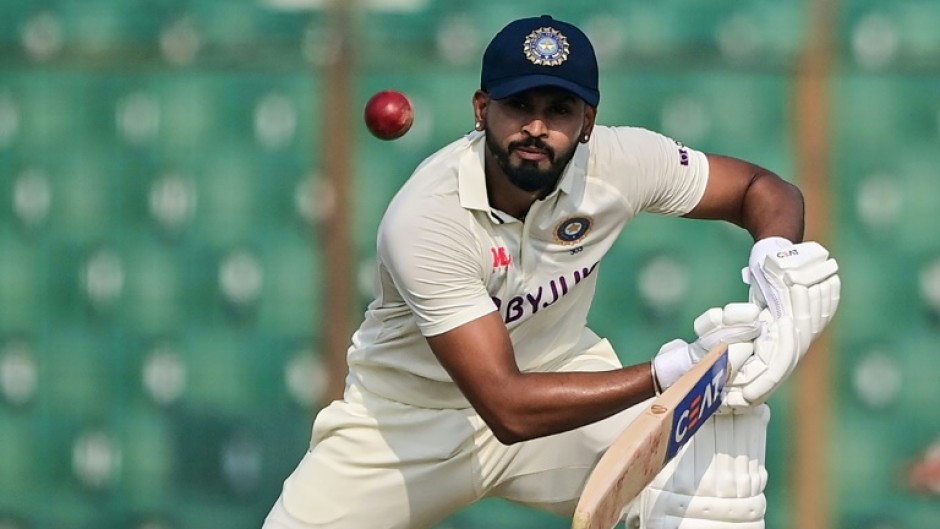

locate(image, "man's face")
[[476, 87, 595, 194]]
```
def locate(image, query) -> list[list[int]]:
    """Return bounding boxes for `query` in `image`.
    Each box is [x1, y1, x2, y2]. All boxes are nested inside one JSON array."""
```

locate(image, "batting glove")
[[742, 238, 841, 356], [725, 308, 800, 408], [652, 303, 762, 392]]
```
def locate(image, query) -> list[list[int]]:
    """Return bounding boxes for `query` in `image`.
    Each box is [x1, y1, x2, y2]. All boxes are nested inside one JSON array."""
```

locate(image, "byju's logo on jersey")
[[554, 216, 592, 245], [491, 246, 512, 269]]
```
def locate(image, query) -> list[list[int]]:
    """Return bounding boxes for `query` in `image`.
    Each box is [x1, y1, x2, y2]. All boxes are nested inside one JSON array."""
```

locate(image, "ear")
[[472, 90, 490, 129], [580, 105, 598, 143]]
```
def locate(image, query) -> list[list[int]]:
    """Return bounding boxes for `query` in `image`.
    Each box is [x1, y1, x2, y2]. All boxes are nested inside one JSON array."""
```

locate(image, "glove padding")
[[724, 308, 800, 409], [653, 303, 761, 392], [692, 302, 761, 373], [743, 238, 841, 355]]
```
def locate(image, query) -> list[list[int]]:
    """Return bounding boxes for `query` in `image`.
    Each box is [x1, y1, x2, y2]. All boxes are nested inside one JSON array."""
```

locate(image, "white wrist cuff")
[[650, 362, 662, 396], [653, 340, 693, 391], [744, 237, 793, 285], [749, 237, 793, 266]]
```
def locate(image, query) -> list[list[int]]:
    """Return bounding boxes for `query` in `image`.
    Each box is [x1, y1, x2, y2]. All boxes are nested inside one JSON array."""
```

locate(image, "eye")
[[505, 98, 527, 110], [551, 104, 572, 115]]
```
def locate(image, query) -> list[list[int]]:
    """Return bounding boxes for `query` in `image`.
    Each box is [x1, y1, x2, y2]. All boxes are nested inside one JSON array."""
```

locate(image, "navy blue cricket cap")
[[481, 15, 599, 107]]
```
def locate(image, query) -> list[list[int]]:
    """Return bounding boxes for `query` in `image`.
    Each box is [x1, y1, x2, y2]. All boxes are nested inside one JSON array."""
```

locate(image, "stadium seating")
[[1, 1, 939, 528]]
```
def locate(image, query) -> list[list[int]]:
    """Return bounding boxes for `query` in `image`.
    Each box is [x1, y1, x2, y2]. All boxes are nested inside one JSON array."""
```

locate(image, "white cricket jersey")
[[346, 126, 709, 408]]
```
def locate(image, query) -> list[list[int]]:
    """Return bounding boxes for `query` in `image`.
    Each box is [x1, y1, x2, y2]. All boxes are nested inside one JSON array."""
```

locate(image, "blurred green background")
[[0, 0, 939, 528]]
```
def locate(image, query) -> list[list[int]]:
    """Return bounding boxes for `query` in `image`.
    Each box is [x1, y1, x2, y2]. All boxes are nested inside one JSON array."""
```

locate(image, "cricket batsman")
[[263, 14, 840, 529]]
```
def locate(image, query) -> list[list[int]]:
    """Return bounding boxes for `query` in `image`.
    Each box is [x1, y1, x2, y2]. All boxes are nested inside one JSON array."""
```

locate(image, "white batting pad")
[[627, 405, 770, 529]]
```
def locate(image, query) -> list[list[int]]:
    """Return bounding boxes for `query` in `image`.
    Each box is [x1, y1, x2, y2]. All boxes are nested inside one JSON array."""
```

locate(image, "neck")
[[484, 151, 545, 220]]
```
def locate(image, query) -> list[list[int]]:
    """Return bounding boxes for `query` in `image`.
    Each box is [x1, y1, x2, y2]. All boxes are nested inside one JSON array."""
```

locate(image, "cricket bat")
[[571, 343, 732, 529]]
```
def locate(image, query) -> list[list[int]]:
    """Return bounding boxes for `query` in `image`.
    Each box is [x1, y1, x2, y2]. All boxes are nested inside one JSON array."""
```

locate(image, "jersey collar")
[[458, 131, 589, 215], [457, 131, 491, 213]]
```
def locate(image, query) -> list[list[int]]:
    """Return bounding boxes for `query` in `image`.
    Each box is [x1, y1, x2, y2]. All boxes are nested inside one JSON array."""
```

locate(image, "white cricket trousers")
[[262, 339, 643, 529]]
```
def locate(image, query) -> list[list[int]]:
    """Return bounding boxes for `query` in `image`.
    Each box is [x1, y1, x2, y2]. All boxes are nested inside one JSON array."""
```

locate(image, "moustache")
[[508, 138, 555, 160]]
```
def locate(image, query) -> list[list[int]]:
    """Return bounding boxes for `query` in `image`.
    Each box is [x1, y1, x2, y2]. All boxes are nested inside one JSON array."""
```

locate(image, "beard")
[[485, 133, 578, 194]]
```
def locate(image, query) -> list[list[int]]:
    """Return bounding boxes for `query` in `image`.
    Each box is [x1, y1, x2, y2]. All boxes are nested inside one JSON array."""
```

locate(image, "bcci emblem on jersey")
[[554, 216, 592, 245], [524, 26, 570, 66]]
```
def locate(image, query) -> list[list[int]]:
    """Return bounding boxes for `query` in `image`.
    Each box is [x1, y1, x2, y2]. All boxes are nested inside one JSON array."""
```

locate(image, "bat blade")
[[571, 343, 731, 529]]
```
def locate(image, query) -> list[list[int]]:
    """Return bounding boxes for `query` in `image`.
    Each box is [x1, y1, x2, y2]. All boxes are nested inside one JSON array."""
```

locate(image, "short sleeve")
[[377, 200, 497, 337], [598, 126, 709, 216]]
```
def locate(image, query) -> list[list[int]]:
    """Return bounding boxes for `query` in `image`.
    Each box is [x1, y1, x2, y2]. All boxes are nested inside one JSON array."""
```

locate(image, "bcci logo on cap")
[[524, 26, 570, 66]]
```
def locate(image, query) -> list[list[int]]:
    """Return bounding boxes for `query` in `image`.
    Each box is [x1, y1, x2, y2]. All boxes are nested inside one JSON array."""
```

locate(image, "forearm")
[[740, 171, 805, 242], [689, 154, 805, 242], [470, 363, 655, 444]]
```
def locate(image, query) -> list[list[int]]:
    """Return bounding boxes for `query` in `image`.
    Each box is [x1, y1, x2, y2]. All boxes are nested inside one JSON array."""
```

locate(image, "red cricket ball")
[[364, 90, 414, 140]]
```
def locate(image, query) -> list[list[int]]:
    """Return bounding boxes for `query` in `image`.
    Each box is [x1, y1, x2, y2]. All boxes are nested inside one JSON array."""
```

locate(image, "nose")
[[521, 116, 548, 138]]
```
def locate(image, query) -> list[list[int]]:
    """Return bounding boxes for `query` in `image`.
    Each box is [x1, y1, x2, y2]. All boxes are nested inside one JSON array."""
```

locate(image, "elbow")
[[742, 171, 806, 239], [783, 177, 804, 205], [490, 427, 528, 446], [478, 406, 538, 445], [748, 169, 803, 205], [472, 393, 538, 446], [460, 374, 547, 445], [766, 170, 804, 207], [489, 422, 528, 445]]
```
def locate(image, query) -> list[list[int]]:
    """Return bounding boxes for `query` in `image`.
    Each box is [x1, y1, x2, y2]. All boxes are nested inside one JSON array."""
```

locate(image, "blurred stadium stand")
[[0, 1, 938, 528]]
